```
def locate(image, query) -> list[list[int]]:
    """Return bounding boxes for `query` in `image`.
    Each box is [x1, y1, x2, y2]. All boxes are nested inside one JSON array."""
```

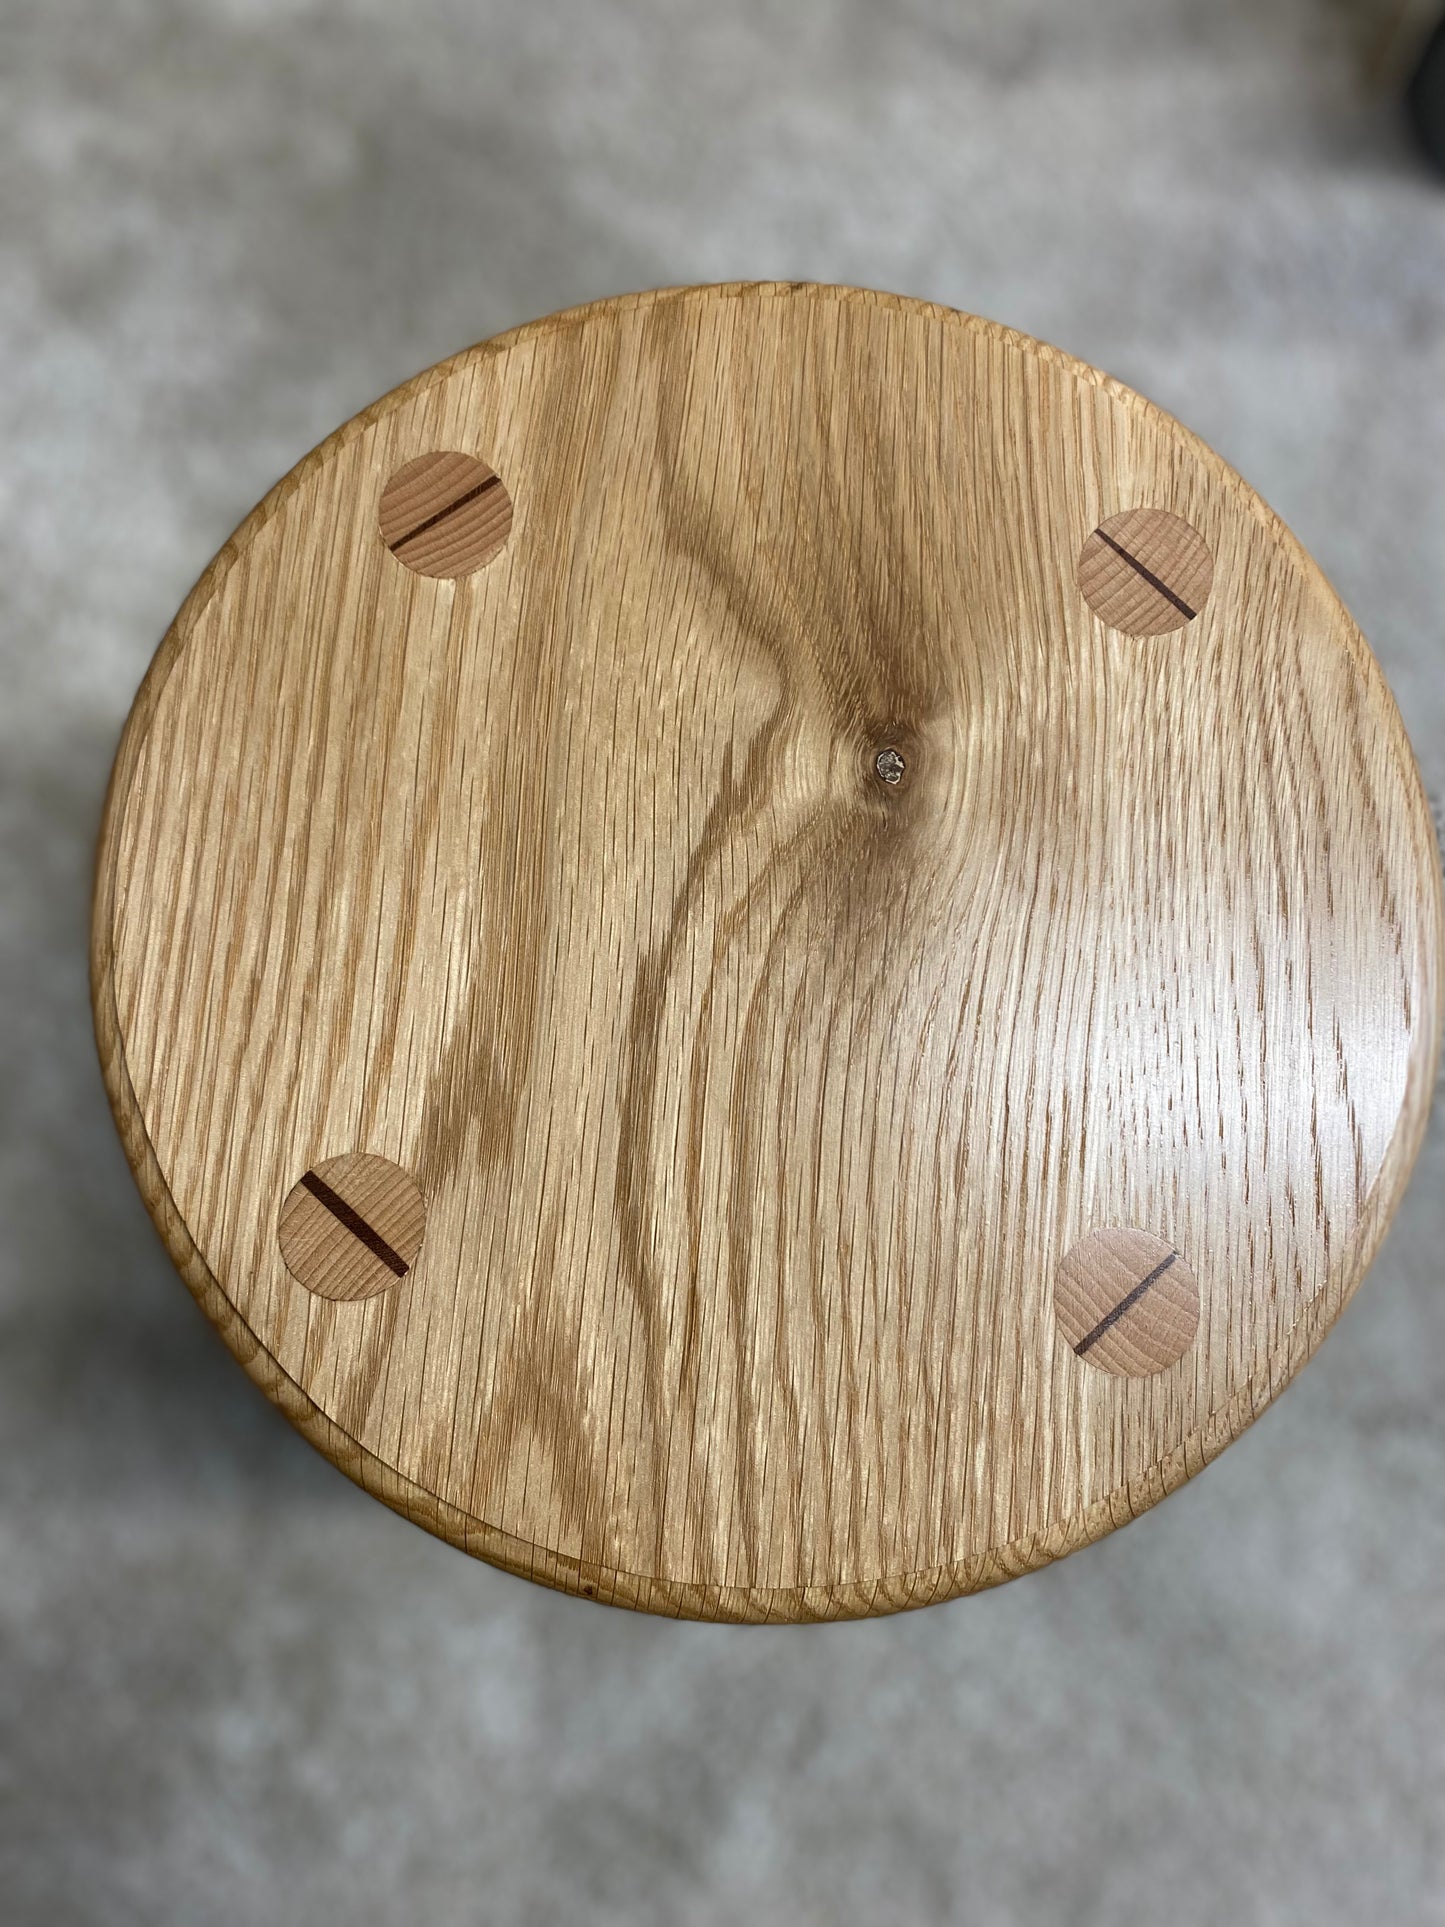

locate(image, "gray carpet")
[[2, 3, 1443, 1921]]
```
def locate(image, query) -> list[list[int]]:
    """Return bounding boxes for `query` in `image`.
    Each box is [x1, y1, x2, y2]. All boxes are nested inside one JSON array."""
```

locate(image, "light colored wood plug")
[[277, 1154, 427, 1303], [1077, 505, 1214, 635]]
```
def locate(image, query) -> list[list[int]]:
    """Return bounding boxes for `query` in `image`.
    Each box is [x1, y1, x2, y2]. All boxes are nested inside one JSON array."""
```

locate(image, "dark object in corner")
[[1407, 14, 1445, 173]]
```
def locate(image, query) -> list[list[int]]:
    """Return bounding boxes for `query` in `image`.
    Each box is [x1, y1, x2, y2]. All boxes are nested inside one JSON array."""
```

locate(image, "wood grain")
[[91, 283, 1444, 1621]]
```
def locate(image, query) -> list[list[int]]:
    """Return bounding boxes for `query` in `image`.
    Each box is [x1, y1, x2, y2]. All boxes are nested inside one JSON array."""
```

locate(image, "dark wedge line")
[[389, 474, 504, 552], [299, 1169, 410, 1277], [1074, 1250, 1179, 1356], [1092, 527, 1197, 620]]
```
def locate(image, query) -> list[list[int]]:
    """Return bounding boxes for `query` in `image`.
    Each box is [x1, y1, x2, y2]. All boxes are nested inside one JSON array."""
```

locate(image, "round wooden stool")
[[93, 284, 1443, 1621]]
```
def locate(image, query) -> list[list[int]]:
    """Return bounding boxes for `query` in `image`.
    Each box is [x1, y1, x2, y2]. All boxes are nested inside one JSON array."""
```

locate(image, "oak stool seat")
[[92, 284, 1443, 1621]]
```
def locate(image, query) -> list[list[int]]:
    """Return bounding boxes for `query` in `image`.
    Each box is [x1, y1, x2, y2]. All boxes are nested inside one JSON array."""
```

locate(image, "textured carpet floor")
[[2, 3, 1443, 1921]]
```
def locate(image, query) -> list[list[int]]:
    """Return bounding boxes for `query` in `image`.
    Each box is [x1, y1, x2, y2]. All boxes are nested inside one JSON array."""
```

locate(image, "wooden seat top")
[[93, 284, 1442, 1620]]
